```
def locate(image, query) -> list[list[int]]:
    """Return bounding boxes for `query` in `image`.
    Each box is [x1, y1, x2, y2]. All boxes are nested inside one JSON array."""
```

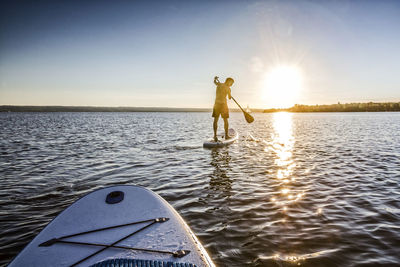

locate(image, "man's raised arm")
[[214, 76, 220, 85]]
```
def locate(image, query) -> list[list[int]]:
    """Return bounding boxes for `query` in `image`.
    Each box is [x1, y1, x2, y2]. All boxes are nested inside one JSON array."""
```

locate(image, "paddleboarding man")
[[212, 76, 234, 141]]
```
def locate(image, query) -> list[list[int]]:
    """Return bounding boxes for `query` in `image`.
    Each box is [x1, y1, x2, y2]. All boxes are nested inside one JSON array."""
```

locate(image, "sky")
[[0, 0, 399, 108]]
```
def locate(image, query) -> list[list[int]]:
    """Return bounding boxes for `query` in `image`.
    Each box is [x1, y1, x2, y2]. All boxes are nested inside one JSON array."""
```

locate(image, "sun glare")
[[262, 65, 303, 108]]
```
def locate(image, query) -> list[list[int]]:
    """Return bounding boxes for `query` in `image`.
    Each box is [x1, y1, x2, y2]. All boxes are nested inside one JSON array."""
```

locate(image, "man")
[[212, 76, 234, 141]]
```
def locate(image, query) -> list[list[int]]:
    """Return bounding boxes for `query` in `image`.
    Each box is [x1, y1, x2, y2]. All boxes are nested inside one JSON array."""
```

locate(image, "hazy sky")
[[1, 0, 399, 108]]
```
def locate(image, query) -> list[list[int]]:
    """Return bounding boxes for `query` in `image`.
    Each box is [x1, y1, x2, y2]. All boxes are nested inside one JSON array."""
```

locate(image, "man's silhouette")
[[212, 76, 234, 141]]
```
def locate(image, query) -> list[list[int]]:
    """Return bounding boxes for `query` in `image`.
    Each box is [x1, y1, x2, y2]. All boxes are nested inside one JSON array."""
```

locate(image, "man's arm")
[[228, 88, 232, 100]]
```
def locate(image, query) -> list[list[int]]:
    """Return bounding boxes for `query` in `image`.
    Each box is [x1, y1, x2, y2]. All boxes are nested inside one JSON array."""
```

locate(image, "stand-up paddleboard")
[[9, 185, 215, 267], [203, 128, 238, 148]]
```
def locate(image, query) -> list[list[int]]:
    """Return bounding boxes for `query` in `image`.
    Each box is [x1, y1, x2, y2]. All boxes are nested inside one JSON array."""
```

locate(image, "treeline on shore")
[[263, 102, 400, 113]]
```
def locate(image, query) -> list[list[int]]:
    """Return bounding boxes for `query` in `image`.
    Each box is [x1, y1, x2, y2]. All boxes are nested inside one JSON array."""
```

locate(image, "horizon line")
[[1, 101, 400, 113]]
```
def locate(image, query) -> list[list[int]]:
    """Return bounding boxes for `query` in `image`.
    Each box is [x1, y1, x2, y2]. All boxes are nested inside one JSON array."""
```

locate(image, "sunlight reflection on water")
[[271, 112, 296, 207], [267, 112, 310, 262], [272, 112, 295, 175]]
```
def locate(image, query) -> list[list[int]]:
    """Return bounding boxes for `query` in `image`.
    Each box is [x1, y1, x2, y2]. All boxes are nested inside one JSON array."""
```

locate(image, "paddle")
[[231, 96, 254, 123], [215, 77, 254, 123]]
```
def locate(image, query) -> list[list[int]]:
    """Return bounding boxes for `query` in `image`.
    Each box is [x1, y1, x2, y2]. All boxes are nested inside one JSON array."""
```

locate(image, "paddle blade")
[[244, 111, 254, 123]]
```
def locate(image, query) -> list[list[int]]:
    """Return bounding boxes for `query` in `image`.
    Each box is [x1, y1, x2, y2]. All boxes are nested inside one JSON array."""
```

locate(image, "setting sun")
[[262, 65, 303, 108]]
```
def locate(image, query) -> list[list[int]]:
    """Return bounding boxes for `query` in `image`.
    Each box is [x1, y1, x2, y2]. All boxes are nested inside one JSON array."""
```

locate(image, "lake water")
[[1, 112, 399, 266]]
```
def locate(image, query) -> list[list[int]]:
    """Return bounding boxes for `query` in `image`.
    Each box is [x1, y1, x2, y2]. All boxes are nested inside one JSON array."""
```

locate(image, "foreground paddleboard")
[[9, 185, 215, 267], [203, 128, 238, 148]]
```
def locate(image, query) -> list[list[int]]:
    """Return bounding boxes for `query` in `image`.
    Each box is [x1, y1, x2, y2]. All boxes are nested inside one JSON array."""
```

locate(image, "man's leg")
[[213, 116, 219, 141], [223, 118, 229, 139]]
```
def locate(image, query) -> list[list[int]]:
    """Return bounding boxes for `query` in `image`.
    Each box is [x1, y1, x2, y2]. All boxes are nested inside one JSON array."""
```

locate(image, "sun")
[[262, 65, 303, 108]]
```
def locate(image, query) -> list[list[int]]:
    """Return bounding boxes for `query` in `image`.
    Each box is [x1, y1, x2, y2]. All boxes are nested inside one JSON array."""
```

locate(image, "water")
[[1, 112, 399, 266]]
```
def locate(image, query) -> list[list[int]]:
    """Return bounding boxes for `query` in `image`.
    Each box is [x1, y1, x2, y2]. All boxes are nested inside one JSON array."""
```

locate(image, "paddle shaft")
[[231, 96, 245, 113]]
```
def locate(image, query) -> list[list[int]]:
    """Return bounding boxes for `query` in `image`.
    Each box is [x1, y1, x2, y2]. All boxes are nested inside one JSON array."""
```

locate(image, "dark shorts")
[[212, 103, 229, 118]]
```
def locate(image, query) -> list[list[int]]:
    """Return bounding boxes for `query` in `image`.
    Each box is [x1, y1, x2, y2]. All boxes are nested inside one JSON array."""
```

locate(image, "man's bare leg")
[[213, 116, 219, 141], [223, 118, 229, 139]]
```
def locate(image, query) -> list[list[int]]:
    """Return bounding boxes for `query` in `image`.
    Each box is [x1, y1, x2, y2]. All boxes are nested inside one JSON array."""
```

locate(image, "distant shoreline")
[[263, 102, 400, 113], [0, 106, 213, 113], [1, 102, 399, 112]]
